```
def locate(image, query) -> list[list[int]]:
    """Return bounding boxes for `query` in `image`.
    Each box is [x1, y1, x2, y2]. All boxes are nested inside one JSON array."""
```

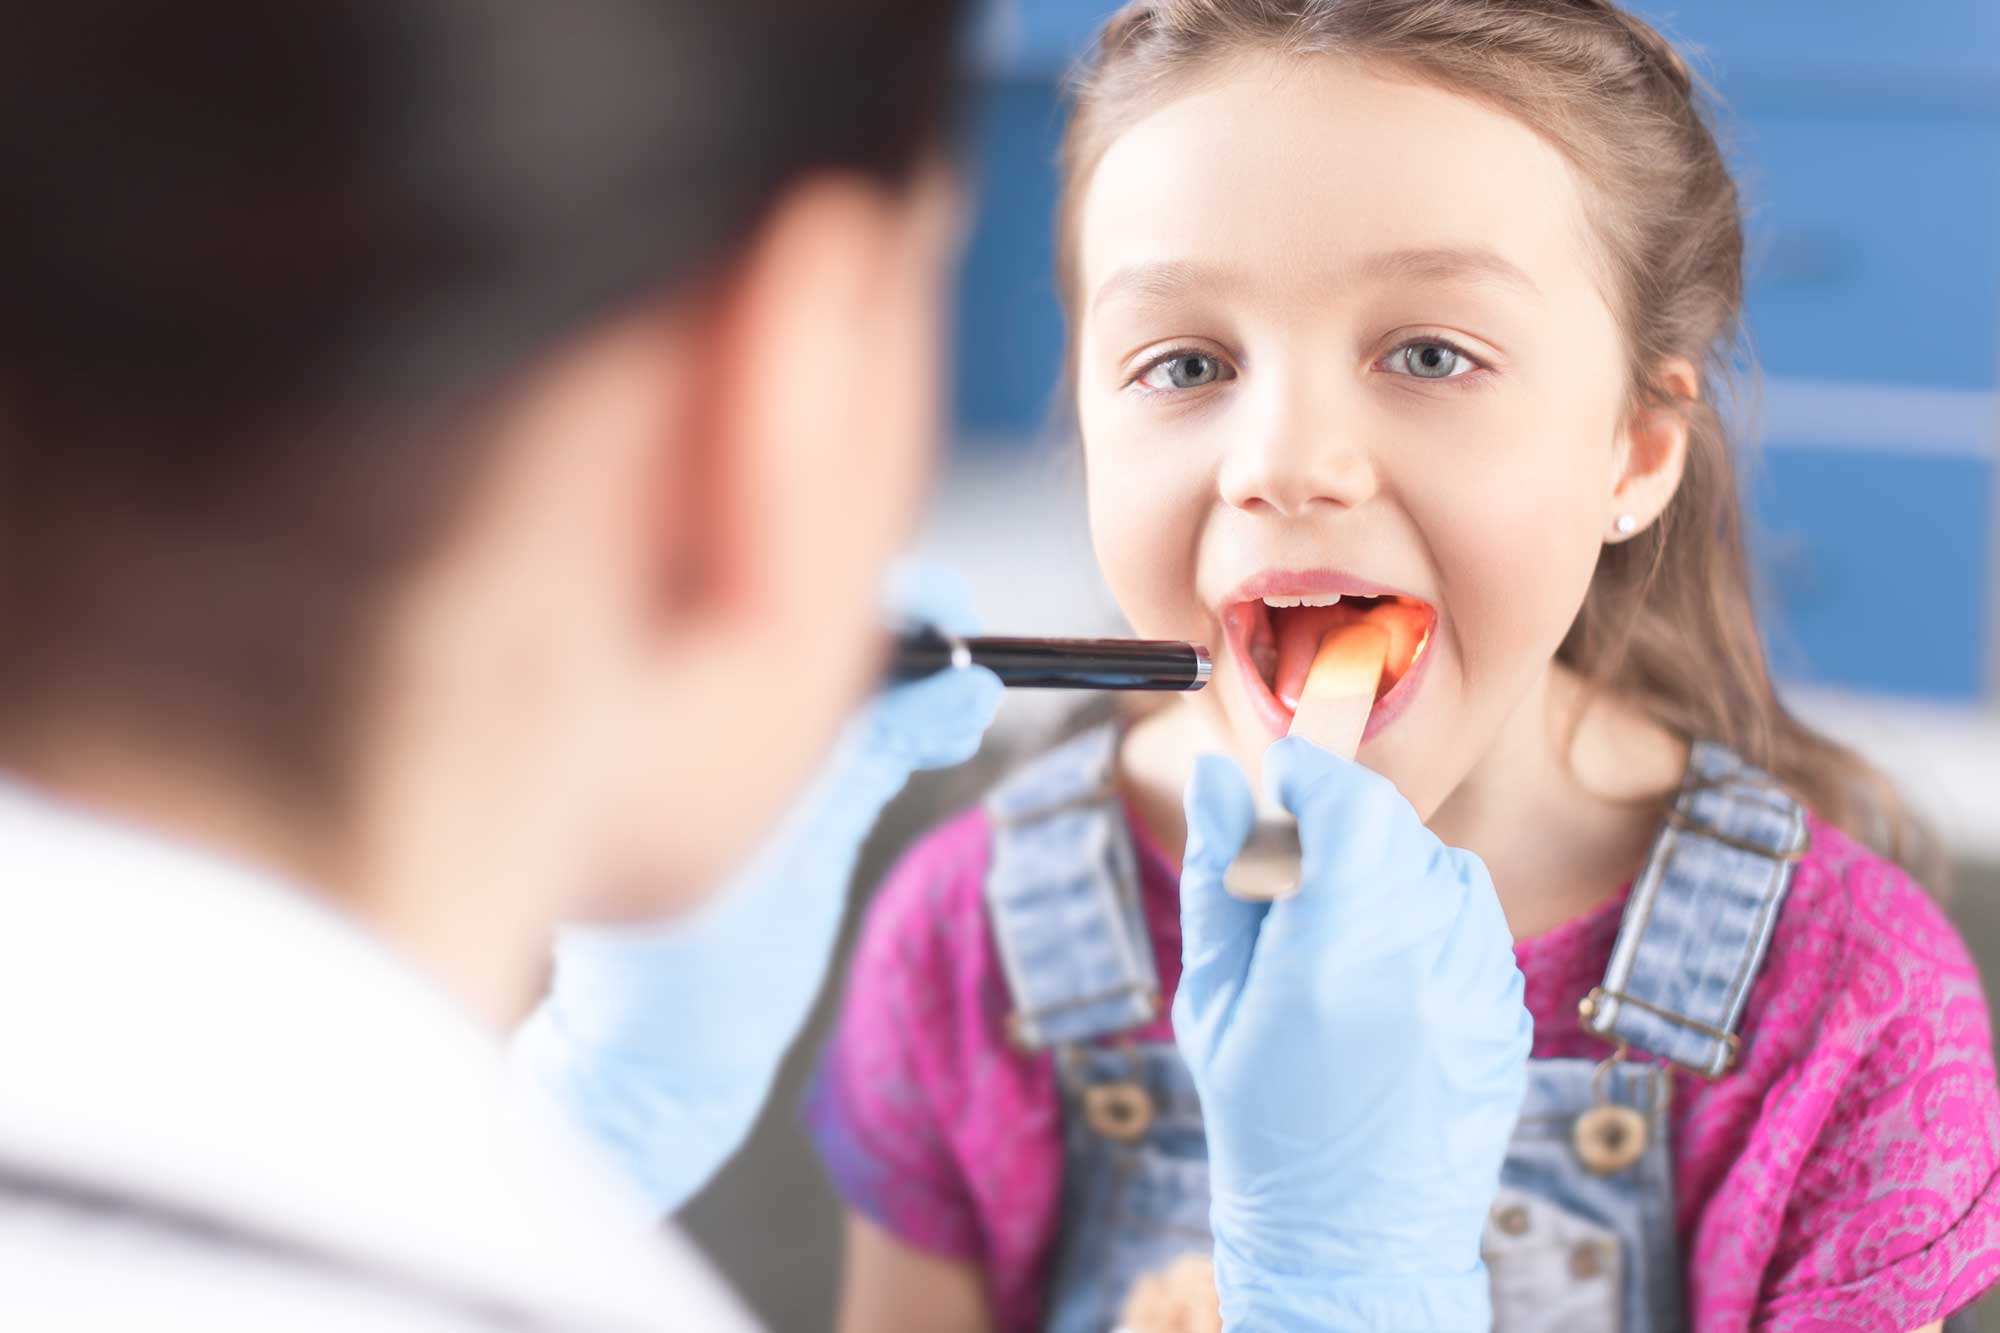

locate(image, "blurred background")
[[686, 3, 2000, 1327]]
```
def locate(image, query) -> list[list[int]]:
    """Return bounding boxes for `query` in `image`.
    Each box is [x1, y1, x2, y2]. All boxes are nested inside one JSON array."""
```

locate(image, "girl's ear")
[[1607, 356, 1697, 543]]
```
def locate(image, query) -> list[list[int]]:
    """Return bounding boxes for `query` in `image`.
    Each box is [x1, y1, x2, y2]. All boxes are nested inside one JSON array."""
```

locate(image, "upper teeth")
[[1262, 593, 1343, 609]]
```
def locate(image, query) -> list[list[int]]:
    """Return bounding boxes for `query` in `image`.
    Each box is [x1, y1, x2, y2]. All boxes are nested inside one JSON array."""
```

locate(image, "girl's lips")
[[1219, 589, 1437, 743], [1223, 569, 1415, 605]]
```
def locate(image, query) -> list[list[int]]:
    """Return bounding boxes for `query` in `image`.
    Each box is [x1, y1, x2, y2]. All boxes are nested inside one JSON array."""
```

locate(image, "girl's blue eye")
[[1387, 340, 1477, 381], [1139, 351, 1230, 391]]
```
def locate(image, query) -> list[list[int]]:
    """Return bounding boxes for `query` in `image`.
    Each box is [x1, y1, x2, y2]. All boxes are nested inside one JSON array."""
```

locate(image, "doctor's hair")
[[0, 0, 968, 802], [1056, 0, 1939, 886]]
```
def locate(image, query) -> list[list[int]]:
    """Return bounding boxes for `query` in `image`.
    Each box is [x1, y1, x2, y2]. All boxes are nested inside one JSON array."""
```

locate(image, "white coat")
[[0, 780, 760, 1331]]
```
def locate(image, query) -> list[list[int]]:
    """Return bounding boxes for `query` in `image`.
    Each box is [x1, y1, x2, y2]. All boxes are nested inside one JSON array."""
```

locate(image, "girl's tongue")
[[1269, 599, 1433, 709], [1272, 605, 1366, 709]]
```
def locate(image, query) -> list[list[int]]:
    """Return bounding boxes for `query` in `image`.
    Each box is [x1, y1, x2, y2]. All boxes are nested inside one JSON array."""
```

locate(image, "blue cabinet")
[[1736, 116, 2000, 389], [1750, 445, 1993, 699], [972, 0, 1113, 76], [953, 80, 1069, 438]]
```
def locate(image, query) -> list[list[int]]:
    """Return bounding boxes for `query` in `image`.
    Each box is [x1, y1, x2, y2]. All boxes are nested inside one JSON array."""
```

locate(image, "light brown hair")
[[1058, 0, 1941, 885]]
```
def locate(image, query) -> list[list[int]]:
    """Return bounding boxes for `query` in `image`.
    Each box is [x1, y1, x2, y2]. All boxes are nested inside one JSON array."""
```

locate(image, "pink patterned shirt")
[[805, 803, 2000, 1331]]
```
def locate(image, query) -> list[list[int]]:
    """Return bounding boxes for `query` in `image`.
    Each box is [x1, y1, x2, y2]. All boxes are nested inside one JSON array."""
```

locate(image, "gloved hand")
[[1174, 737, 1530, 1331], [510, 563, 1002, 1214]]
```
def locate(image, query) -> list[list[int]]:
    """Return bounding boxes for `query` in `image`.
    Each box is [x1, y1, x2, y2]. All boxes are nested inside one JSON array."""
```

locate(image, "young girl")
[[805, 3, 2000, 1330]]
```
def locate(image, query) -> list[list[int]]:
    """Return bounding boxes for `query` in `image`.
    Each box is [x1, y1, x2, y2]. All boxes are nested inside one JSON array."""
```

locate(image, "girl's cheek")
[[1084, 418, 1214, 627], [1088, 470, 1199, 635], [1423, 439, 1610, 682]]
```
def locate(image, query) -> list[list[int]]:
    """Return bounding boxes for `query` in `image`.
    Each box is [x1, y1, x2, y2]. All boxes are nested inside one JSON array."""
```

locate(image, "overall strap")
[[1581, 741, 1809, 1077], [983, 724, 1160, 1051]]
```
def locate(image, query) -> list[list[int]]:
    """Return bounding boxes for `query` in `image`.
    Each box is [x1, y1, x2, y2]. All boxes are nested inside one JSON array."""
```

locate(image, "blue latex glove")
[[510, 564, 1002, 1214], [1175, 737, 1531, 1330]]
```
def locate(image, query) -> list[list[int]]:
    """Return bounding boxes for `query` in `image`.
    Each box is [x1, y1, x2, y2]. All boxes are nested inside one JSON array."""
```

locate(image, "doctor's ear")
[[1605, 356, 1697, 544], [652, 166, 959, 634], [586, 167, 963, 911]]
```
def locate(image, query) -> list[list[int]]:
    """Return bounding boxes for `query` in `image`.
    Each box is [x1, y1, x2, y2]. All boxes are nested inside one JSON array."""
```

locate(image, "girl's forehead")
[[1076, 54, 1603, 321]]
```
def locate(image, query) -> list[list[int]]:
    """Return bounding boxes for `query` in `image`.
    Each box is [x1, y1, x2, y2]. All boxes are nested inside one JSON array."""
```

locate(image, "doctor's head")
[[0, 1, 971, 979]]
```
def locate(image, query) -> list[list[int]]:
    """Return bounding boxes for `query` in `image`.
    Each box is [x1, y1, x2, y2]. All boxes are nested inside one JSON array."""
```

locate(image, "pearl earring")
[[1613, 514, 1638, 537]]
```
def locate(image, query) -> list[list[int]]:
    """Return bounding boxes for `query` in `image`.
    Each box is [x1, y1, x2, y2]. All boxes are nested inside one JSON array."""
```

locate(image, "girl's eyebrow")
[[1358, 246, 1541, 296], [1090, 246, 1539, 316], [1090, 258, 1236, 316]]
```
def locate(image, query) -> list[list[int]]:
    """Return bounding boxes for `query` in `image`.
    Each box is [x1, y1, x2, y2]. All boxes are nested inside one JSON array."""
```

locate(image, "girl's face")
[[1075, 56, 1636, 814]]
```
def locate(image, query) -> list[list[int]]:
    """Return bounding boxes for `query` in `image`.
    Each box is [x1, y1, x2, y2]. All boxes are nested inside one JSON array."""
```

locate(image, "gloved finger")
[[1264, 735, 1429, 902], [1430, 879, 1534, 1166], [882, 559, 983, 637], [1176, 753, 1265, 1007], [1431, 849, 1531, 1038], [862, 662, 1004, 771]]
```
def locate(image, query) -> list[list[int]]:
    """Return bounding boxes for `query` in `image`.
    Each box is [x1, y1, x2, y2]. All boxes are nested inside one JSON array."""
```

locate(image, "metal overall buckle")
[[1572, 1043, 1668, 1176]]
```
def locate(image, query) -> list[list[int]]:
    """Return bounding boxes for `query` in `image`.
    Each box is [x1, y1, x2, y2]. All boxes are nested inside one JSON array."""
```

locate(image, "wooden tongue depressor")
[[1222, 622, 1391, 900]]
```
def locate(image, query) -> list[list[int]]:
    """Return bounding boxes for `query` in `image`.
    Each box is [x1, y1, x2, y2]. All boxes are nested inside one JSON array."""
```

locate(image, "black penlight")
[[890, 627, 1211, 692]]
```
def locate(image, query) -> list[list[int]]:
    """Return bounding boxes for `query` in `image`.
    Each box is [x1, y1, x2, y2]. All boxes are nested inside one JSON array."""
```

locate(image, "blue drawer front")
[[1732, 115, 2000, 390], [980, 0, 1115, 75], [1748, 446, 1992, 699], [952, 79, 1069, 436]]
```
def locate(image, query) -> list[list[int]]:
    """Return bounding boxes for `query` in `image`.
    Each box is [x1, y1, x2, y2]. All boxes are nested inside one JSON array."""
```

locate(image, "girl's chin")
[[1131, 693, 1264, 776], [1199, 695, 1290, 784], [1214, 679, 1440, 808]]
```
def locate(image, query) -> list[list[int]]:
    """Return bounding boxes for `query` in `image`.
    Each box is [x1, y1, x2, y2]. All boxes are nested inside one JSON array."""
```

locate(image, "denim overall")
[[984, 725, 1808, 1333]]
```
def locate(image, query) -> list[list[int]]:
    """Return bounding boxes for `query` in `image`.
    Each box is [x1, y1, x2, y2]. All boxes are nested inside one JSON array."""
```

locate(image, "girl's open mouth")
[[1221, 588, 1437, 740]]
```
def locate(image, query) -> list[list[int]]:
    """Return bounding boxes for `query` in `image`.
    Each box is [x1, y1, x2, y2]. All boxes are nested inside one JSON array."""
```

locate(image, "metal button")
[[1573, 1103, 1648, 1174], [1081, 1081, 1155, 1144], [1569, 1241, 1608, 1280], [1492, 1203, 1530, 1236]]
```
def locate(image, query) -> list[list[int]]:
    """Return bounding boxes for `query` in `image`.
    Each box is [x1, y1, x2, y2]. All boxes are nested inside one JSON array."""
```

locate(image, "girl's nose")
[[1217, 393, 1381, 519]]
